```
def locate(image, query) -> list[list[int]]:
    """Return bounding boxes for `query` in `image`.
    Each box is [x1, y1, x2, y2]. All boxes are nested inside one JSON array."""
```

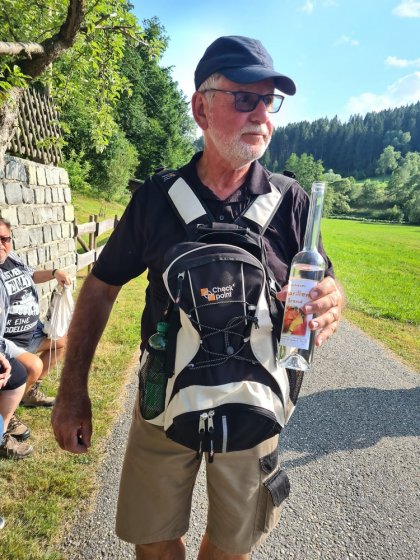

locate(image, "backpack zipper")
[[196, 411, 208, 460], [195, 410, 216, 462]]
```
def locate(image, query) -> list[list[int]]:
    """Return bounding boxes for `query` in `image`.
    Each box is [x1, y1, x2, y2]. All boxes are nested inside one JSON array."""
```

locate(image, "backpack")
[[140, 170, 303, 460]]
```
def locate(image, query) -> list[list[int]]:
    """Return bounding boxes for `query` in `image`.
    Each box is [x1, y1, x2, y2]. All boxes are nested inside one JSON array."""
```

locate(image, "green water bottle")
[[141, 321, 169, 420]]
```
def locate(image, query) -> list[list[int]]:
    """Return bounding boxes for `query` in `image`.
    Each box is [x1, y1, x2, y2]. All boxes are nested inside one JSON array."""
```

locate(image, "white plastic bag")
[[43, 285, 74, 340]]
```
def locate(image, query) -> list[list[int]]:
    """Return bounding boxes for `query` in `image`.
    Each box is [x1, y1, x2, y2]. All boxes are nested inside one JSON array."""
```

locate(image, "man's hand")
[[0, 353, 11, 389], [277, 276, 344, 347], [51, 389, 92, 454]]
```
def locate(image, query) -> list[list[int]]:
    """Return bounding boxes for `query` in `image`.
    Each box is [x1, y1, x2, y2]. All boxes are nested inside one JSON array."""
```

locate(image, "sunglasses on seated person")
[[201, 88, 285, 113], [0, 236, 12, 245]]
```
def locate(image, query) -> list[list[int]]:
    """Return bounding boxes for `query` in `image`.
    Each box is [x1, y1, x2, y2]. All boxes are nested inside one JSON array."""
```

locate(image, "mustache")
[[241, 126, 269, 135]]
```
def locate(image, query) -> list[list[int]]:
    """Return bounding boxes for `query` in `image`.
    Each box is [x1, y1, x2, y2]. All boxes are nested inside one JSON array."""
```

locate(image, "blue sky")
[[131, 0, 420, 127]]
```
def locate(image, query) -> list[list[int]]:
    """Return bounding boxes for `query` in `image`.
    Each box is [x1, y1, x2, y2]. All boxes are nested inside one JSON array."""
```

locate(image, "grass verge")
[[322, 218, 419, 372], [0, 270, 147, 560]]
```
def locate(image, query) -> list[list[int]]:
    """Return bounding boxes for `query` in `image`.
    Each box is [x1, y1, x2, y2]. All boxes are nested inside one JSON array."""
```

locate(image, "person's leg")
[[0, 360, 33, 459], [135, 538, 185, 560], [0, 385, 26, 431], [116, 398, 201, 549], [197, 533, 248, 560], [15, 352, 43, 396], [34, 335, 67, 380], [204, 436, 287, 557], [18, 350, 54, 407]]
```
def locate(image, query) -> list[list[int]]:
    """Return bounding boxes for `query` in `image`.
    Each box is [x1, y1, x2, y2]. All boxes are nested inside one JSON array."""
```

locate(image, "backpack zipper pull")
[[208, 410, 215, 432], [196, 412, 208, 460], [208, 410, 215, 463], [174, 271, 185, 310]]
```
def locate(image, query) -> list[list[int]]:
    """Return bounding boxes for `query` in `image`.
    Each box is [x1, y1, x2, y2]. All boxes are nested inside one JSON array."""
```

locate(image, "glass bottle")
[[141, 321, 169, 419], [278, 182, 327, 371]]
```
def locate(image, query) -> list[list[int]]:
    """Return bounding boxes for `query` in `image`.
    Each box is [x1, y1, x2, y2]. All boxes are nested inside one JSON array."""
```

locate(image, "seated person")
[[0, 218, 71, 414], [0, 348, 33, 459]]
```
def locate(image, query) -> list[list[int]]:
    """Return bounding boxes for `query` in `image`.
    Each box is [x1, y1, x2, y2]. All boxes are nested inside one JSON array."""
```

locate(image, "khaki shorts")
[[116, 394, 289, 555]]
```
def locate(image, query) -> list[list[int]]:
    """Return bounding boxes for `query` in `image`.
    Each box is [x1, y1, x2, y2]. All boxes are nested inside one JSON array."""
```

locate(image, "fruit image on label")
[[282, 306, 306, 336], [280, 277, 318, 350]]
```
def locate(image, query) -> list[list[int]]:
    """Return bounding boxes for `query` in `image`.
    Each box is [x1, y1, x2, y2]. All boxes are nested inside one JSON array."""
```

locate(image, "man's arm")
[[51, 273, 121, 454]]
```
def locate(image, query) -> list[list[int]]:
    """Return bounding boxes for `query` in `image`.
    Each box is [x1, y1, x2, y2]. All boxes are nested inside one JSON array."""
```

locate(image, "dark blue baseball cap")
[[194, 35, 296, 95]]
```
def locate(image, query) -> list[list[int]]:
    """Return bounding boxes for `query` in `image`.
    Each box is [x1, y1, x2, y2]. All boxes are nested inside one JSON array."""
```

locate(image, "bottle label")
[[280, 278, 317, 350]]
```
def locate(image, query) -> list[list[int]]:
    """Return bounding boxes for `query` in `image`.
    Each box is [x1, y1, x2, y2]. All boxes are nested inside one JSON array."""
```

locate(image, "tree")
[[387, 151, 420, 208], [89, 127, 138, 201], [358, 179, 386, 207], [0, 0, 149, 160], [375, 145, 401, 176], [116, 18, 195, 178], [284, 152, 324, 193]]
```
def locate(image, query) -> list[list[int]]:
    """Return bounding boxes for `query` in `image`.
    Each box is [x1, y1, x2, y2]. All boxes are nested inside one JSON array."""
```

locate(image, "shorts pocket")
[[264, 469, 290, 507], [256, 468, 290, 534]]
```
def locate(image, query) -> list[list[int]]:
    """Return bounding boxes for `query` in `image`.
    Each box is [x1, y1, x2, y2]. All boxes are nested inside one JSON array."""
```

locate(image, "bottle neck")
[[303, 183, 325, 251]]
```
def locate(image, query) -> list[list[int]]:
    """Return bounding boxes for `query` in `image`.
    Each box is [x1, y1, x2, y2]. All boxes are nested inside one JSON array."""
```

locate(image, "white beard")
[[206, 118, 271, 169]]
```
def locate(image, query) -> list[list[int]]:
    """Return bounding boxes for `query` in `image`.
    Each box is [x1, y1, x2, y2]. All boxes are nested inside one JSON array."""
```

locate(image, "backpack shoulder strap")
[[153, 170, 212, 231], [240, 173, 296, 234]]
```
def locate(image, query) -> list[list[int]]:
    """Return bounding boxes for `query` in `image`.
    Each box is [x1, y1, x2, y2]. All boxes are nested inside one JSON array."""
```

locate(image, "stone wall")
[[0, 155, 76, 317]]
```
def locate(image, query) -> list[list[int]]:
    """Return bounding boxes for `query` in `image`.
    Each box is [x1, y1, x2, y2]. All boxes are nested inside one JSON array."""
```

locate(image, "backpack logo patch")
[[200, 283, 235, 301]]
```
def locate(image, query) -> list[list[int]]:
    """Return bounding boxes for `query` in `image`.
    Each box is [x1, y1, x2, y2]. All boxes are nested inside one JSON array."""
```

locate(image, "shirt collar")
[[180, 151, 272, 198]]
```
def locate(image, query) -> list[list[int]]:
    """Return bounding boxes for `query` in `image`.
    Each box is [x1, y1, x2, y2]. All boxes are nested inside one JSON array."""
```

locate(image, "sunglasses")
[[0, 236, 12, 244], [202, 88, 285, 113]]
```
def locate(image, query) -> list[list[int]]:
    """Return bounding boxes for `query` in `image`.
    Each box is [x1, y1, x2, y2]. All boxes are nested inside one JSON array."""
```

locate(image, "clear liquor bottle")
[[278, 182, 327, 371]]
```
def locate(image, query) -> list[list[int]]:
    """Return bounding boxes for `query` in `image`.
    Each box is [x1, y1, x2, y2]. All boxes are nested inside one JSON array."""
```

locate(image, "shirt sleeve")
[[92, 184, 148, 286]]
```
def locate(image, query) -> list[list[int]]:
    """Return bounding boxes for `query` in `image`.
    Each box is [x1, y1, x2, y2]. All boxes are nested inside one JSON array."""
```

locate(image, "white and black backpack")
[[141, 171, 304, 461]]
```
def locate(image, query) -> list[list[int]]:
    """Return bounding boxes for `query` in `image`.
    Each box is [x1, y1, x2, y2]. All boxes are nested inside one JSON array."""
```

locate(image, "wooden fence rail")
[[74, 214, 119, 271]]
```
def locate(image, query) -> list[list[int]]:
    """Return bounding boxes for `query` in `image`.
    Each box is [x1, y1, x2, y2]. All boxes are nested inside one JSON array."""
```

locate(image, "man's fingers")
[[315, 320, 339, 346], [54, 422, 91, 454]]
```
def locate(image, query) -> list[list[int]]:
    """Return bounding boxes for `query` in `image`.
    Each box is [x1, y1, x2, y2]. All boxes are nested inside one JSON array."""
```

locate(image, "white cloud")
[[345, 72, 420, 116], [334, 34, 360, 47], [386, 55, 420, 67], [299, 1, 315, 14], [392, 1, 420, 17]]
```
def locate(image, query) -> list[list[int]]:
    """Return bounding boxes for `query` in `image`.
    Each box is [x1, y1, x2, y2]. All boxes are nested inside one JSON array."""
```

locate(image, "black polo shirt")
[[93, 152, 333, 349]]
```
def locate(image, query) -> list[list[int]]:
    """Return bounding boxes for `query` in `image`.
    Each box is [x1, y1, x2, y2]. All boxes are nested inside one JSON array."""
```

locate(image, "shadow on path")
[[281, 386, 420, 469]]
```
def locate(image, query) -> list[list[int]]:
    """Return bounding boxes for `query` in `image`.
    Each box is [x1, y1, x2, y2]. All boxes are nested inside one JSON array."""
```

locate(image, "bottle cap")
[[156, 321, 169, 334]]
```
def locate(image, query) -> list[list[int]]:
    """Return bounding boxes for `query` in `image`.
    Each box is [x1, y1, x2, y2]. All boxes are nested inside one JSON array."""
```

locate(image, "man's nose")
[[249, 99, 270, 122]]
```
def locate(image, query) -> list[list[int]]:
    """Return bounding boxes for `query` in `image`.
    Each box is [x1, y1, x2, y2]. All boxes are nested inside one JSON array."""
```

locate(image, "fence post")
[[88, 214, 98, 272]]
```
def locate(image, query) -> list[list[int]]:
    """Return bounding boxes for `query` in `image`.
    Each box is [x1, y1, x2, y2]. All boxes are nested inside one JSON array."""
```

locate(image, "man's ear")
[[192, 91, 209, 131]]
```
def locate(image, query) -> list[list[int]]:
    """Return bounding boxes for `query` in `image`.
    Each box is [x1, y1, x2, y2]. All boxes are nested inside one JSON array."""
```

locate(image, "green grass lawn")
[[322, 218, 419, 369]]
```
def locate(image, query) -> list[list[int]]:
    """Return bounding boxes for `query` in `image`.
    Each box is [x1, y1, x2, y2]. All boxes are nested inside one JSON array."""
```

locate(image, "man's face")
[[203, 77, 275, 169], [0, 224, 12, 264]]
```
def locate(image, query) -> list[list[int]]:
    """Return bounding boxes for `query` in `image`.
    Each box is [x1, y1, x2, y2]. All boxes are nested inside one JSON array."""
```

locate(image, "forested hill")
[[266, 102, 420, 179]]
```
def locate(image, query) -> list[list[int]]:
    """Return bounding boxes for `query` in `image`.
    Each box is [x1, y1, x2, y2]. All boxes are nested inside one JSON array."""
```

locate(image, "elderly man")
[[52, 36, 343, 560]]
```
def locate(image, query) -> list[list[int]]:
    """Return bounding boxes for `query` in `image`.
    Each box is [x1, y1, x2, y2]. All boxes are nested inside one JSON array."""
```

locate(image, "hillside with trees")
[[265, 102, 420, 179]]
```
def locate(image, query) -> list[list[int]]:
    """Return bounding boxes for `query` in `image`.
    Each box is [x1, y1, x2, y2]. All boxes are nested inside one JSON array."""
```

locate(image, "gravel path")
[[59, 320, 419, 559]]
